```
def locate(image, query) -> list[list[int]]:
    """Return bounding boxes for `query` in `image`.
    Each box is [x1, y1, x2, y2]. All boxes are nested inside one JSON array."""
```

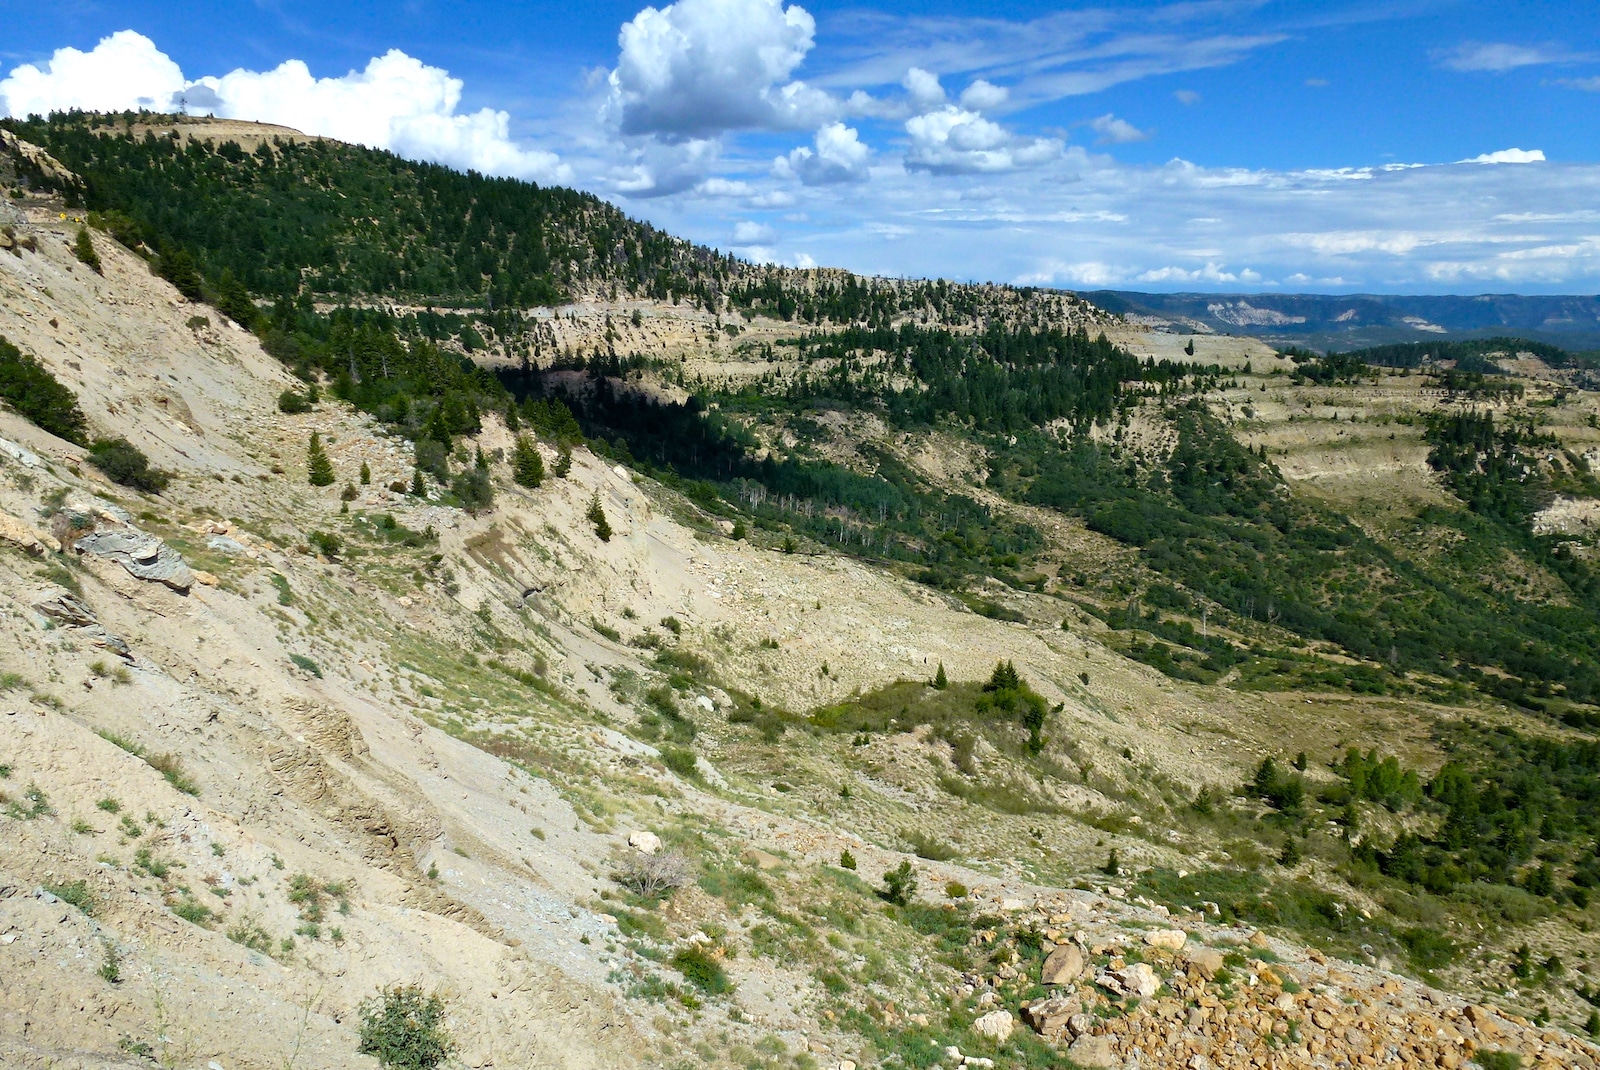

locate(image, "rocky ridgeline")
[[937, 894, 1600, 1070]]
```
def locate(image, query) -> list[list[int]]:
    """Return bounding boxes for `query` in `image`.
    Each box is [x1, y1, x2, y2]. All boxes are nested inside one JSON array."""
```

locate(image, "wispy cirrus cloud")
[[1433, 41, 1591, 72], [811, 7, 1287, 114]]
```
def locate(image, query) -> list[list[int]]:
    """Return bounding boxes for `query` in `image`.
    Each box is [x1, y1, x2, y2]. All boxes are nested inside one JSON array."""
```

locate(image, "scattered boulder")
[[626, 830, 661, 855], [970, 1009, 1014, 1043], [1097, 962, 1161, 999], [74, 528, 194, 592], [1180, 945, 1225, 981], [0, 512, 51, 557], [1144, 928, 1186, 951], [1039, 943, 1083, 985], [744, 848, 783, 871], [1463, 1005, 1502, 1038], [1067, 1034, 1116, 1068], [1021, 994, 1078, 1035]]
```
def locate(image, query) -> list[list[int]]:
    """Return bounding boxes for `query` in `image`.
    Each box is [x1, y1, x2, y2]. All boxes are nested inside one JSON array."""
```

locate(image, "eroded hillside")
[[3, 121, 1600, 1070]]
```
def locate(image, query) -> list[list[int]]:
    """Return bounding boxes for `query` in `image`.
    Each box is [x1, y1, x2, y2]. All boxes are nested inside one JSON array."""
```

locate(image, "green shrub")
[[0, 335, 88, 444], [170, 896, 215, 926], [659, 745, 697, 779], [44, 879, 94, 915], [671, 945, 732, 994], [4, 783, 51, 820], [98, 939, 121, 982], [1399, 927, 1458, 971], [839, 850, 857, 870], [278, 389, 311, 414], [88, 438, 169, 492], [290, 654, 322, 678], [287, 873, 349, 923], [1474, 1052, 1523, 1070], [308, 530, 343, 559], [882, 860, 917, 905], [903, 828, 957, 861], [358, 985, 457, 1070], [227, 916, 273, 953]]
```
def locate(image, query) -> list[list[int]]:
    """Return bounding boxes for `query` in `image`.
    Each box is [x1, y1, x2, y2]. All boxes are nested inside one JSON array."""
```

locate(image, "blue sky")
[[4, 0, 1599, 293]]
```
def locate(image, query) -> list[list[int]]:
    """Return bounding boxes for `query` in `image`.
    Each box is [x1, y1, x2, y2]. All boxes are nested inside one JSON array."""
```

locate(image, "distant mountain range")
[[1083, 291, 1600, 352]]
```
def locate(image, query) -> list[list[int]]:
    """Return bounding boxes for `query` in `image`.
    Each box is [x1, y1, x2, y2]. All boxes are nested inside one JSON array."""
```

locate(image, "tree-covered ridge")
[[4, 111, 729, 309], [1335, 337, 1580, 372], [2, 112, 1110, 338], [1001, 403, 1600, 709], [772, 322, 1216, 433]]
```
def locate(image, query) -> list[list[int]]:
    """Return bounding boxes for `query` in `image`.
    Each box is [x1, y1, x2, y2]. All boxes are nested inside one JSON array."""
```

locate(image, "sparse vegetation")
[[881, 860, 917, 906], [358, 985, 457, 1070], [44, 879, 94, 915], [613, 850, 691, 901]]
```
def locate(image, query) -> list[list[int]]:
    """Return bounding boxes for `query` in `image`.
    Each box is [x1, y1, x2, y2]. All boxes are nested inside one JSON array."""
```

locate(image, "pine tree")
[[504, 405, 520, 431], [933, 663, 948, 690], [73, 227, 101, 274], [410, 467, 426, 497], [359, 460, 371, 484], [307, 432, 335, 487], [512, 435, 544, 487], [587, 493, 612, 542], [553, 446, 573, 478], [983, 660, 1020, 693], [452, 465, 494, 515]]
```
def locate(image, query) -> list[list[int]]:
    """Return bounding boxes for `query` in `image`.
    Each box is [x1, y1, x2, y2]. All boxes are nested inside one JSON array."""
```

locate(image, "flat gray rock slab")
[[75, 528, 194, 592]]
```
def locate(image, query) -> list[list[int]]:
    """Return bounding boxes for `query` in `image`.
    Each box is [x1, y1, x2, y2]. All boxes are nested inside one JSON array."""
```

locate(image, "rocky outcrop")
[[31, 587, 132, 660], [0, 512, 52, 556], [73, 527, 193, 592]]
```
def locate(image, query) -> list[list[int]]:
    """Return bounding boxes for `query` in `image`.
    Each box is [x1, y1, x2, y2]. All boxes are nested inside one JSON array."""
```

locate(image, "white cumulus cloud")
[[0, 30, 185, 117], [0, 32, 568, 183], [194, 51, 569, 182], [958, 79, 1009, 112], [774, 122, 871, 185], [902, 67, 946, 111], [1090, 113, 1150, 144], [904, 106, 1061, 175], [1461, 148, 1545, 164], [606, 0, 832, 138]]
